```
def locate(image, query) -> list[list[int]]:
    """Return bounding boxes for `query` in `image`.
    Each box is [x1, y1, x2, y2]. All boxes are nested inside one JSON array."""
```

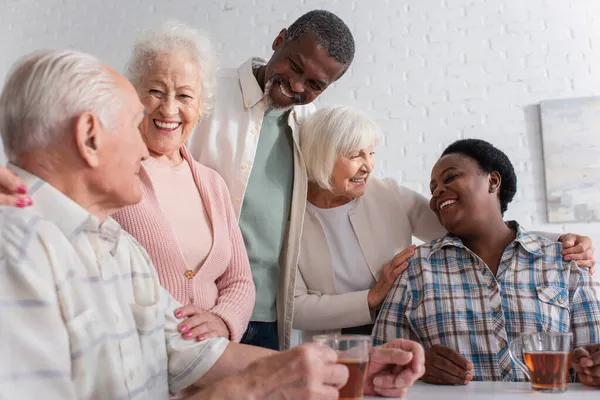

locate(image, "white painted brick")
[[527, 78, 570, 95], [1, 0, 599, 245], [508, 66, 547, 82]]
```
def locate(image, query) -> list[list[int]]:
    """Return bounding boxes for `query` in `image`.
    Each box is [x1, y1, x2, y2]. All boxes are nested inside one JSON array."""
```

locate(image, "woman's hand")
[[559, 233, 595, 273], [422, 344, 473, 385], [368, 245, 416, 309], [175, 304, 230, 341], [0, 166, 32, 207]]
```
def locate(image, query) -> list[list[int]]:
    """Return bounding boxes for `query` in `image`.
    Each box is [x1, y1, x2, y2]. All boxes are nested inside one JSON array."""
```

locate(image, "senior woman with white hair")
[[111, 21, 255, 343], [293, 105, 596, 341]]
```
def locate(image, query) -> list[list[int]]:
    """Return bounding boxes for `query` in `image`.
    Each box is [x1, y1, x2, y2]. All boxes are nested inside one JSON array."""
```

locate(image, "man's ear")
[[272, 29, 287, 51], [74, 112, 102, 168], [489, 171, 502, 194]]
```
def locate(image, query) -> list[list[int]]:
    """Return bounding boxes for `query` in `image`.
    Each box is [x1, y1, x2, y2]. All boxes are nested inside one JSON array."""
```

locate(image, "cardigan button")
[[184, 270, 195, 279]]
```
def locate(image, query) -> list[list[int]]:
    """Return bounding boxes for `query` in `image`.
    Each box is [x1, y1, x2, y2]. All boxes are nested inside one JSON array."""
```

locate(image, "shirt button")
[[250, 128, 257, 135], [499, 340, 507, 349], [493, 305, 501, 313], [246, 101, 252, 107], [113, 313, 120, 323], [242, 164, 249, 171], [128, 369, 135, 380], [558, 297, 566, 305], [234, 198, 241, 203]]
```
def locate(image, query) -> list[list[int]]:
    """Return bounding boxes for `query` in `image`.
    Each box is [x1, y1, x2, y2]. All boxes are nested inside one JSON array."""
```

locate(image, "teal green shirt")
[[238, 108, 294, 322]]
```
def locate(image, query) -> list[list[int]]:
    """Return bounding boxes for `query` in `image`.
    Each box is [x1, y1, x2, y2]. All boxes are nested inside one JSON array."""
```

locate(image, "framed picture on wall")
[[540, 96, 600, 223]]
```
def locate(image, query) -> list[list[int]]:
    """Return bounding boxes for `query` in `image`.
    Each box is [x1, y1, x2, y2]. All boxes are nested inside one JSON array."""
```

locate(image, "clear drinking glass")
[[508, 332, 573, 392], [313, 334, 372, 400]]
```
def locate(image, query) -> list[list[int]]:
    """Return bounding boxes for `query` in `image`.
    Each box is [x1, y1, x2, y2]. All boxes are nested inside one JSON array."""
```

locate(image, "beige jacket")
[[187, 57, 315, 349], [293, 177, 447, 341]]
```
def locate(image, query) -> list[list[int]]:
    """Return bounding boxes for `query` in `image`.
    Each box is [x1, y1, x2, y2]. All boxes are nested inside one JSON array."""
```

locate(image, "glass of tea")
[[508, 332, 573, 392], [313, 334, 371, 400]]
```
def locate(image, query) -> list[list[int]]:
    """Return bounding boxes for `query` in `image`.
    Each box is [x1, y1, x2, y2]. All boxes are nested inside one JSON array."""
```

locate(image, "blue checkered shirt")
[[373, 222, 600, 381]]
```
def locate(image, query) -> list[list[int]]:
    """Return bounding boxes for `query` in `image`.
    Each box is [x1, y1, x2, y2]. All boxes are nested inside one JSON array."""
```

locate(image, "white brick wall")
[[2, 0, 600, 244]]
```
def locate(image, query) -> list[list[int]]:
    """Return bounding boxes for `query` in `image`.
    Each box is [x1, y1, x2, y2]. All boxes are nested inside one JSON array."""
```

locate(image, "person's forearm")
[[192, 342, 277, 389], [192, 373, 258, 400], [294, 289, 373, 330]]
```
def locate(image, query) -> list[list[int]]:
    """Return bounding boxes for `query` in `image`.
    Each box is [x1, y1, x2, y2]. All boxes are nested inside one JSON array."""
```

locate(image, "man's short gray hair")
[[300, 105, 381, 191], [126, 20, 216, 115], [0, 49, 120, 162]]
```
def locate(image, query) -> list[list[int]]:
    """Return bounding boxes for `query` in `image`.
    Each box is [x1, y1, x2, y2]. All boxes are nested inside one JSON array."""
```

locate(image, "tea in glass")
[[509, 332, 573, 393], [313, 334, 371, 400]]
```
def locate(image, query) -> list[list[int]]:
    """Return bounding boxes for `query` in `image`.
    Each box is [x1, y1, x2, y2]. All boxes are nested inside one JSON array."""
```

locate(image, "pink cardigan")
[[113, 146, 254, 342]]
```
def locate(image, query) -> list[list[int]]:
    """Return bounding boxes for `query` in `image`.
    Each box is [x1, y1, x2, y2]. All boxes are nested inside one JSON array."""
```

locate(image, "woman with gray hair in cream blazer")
[[293, 105, 596, 341], [293, 105, 445, 341]]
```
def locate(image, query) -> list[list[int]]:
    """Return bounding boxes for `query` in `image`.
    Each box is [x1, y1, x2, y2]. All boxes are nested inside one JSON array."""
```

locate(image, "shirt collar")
[[238, 57, 268, 109], [8, 163, 122, 241], [428, 220, 543, 259]]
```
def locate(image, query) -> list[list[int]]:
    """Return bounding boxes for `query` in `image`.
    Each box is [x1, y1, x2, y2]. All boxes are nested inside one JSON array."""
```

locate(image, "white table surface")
[[363, 381, 598, 399]]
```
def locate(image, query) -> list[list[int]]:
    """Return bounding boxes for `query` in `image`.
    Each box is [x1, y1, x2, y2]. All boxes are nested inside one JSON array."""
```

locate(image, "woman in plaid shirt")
[[373, 138, 600, 387]]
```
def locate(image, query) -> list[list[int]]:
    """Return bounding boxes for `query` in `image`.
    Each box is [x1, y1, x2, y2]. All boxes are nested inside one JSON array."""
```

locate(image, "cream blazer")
[[293, 177, 447, 341]]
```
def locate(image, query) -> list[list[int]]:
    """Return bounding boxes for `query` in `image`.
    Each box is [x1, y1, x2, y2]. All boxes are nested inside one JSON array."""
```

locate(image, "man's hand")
[[175, 305, 230, 341], [572, 344, 600, 387], [559, 233, 595, 273], [422, 344, 473, 385], [0, 166, 31, 207], [222, 343, 348, 400], [363, 339, 425, 398], [368, 246, 415, 309]]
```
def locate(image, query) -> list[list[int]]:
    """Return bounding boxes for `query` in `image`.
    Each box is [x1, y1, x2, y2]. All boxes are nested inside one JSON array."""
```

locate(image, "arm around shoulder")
[[293, 268, 374, 331], [385, 179, 446, 243]]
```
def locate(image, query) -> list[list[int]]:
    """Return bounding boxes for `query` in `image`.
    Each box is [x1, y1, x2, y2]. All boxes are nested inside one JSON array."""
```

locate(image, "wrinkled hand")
[[559, 233, 595, 273], [241, 343, 348, 400], [368, 246, 415, 309], [572, 344, 600, 387], [422, 344, 473, 385], [364, 339, 425, 398], [175, 305, 230, 341], [0, 166, 32, 207]]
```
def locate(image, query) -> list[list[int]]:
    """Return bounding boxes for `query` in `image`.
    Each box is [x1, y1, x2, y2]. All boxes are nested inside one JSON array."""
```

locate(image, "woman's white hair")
[[0, 49, 121, 162], [300, 105, 381, 191], [126, 20, 216, 116]]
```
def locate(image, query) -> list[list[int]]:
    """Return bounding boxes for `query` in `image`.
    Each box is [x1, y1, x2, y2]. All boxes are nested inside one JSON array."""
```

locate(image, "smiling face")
[[429, 153, 502, 236], [329, 144, 376, 200], [137, 51, 202, 157], [263, 30, 347, 109]]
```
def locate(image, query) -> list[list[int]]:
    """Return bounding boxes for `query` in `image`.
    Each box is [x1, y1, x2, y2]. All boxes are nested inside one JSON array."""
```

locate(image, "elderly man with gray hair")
[[0, 50, 426, 399]]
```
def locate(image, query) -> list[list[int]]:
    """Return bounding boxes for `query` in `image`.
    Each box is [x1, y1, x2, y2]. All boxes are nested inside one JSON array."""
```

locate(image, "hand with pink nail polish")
[[175, 304, 230, 341], [0, 166, 31, 207]]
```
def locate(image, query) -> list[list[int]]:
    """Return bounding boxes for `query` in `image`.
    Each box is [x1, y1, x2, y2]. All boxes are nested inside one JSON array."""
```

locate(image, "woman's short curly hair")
[[441, 138, 517, 215], [125, 20, 216, 116]]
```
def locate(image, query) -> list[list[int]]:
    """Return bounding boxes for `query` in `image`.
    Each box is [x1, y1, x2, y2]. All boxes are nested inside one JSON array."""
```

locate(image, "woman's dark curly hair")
[[441, 138, 517, 215]]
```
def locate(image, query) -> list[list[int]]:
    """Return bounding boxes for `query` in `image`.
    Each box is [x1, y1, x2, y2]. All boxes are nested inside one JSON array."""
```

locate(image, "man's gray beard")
[[263, 78, 294, 111]]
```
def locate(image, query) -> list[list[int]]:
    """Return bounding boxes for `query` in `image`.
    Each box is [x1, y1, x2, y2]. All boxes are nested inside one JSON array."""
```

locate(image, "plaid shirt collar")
[[428, 221, 544, 259]]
